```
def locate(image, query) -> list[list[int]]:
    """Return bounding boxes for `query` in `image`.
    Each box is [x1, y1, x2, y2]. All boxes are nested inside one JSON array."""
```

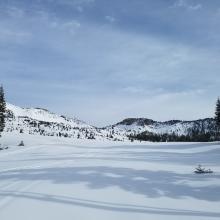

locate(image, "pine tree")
[[0, 85, 6, 137], [215, 98, 220, 125], [215, 97, 220, 137]]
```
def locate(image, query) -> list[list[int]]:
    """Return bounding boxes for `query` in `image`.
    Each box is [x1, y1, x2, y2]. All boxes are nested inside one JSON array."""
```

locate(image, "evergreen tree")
[[0, 85, 6, 137], [215, 98, 220, 125], [215, 97, 220, 138]]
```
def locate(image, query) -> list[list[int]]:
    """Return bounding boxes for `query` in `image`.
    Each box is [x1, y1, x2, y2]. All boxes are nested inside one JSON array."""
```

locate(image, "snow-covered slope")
[[4, 103, 216, 141], [104, 117, 215, 138], [5, 103, 105, 140], [6, 103, 88, 127]]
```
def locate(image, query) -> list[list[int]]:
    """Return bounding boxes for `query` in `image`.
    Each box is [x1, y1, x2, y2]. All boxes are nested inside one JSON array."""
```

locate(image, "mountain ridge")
[[3, 103, 216, 141]]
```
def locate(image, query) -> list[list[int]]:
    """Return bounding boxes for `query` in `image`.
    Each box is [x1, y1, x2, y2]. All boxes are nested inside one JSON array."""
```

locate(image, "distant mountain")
[[4, 103, 216, 142], [110, 117, 215, 135], [5, 103, 105, 140], [104, 117, 216, 141]]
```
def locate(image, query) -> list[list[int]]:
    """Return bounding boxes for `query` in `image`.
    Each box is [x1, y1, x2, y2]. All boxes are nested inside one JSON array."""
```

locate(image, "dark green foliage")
[[0, 85, 6, 136], [117, 118, 155, 126], [131, 128, 217, 143], [214, 97, 220, 140], [215, 98, 220, 128], [18, 141, 24, 146], [87, 133, 95, 139]]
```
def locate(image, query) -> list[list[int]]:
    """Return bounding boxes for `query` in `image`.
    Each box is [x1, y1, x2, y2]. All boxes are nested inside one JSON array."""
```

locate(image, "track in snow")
[[0, 139, 220, 220]]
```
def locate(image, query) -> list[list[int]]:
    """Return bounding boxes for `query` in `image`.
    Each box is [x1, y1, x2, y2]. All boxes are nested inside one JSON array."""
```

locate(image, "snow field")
[[0, 133, 220, 220]]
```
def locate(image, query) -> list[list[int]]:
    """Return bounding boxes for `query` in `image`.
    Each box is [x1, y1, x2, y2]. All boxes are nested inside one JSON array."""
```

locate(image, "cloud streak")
[[172, 0, 202, 10]]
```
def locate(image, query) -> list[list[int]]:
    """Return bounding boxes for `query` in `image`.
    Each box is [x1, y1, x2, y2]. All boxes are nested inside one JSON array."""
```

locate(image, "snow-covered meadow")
[[0, 133, 220, 220]]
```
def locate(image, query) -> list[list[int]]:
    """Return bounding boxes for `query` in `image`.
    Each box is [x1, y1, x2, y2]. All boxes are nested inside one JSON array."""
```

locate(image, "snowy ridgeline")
[[4, 103, 215, 141]]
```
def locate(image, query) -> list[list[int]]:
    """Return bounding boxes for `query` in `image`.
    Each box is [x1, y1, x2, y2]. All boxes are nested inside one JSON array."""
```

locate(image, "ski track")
[[0, 139, 220, 220], [0, 157, 73, 210], [0, 180, 42, 210]]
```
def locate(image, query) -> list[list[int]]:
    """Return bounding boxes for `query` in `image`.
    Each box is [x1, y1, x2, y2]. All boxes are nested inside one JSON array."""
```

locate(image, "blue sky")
[[1, 0, 220, 126]]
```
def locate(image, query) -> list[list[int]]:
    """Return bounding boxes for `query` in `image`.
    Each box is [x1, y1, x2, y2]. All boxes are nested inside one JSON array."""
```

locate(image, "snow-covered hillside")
[[5, 103, 106, 140], [7, 103, 87, 126], [106, 117, 215, 137], [6, 103, 87, 125], [4, 103, 216, 141]]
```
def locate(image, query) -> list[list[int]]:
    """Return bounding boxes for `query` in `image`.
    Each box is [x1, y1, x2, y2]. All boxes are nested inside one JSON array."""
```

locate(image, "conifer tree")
[[0, 85, 6, 137], [215, 97, 220, 137]]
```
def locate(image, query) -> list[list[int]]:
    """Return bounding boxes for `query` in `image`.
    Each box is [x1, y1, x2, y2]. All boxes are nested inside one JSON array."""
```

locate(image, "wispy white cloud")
[[172, 0, 202, 11], [50, 20, 81, 35], [0, 27, 32, 44], [76, 6, 83, 12], [121, 86, 144, 94], [46, 0, 95, 8], [105, 16, 116, 23], [188, 4, 202, 10], [6, 6, 24, 18]]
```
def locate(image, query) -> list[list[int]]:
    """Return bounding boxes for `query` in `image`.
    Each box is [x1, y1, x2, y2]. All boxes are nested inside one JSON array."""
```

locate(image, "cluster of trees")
[[0, 86, 6, 138], [131, 130, 217, 142]]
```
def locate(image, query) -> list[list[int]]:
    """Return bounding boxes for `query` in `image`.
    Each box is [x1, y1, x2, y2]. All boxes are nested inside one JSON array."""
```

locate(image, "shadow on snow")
[[0, 166, 220, 202]]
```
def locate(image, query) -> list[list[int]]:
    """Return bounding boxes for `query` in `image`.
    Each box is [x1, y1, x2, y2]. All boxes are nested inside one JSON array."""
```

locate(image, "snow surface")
[[0, 133, 220, 220], [5, 103, 107, 140], [6, 103, 89, 127]]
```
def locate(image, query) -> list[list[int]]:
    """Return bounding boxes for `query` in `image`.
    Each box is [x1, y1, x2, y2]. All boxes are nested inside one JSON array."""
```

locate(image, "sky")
[[0, 0, 220, 126]]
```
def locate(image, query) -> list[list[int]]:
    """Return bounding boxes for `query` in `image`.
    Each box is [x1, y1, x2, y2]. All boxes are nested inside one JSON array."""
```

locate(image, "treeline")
[[130, 130, 218, 142]]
